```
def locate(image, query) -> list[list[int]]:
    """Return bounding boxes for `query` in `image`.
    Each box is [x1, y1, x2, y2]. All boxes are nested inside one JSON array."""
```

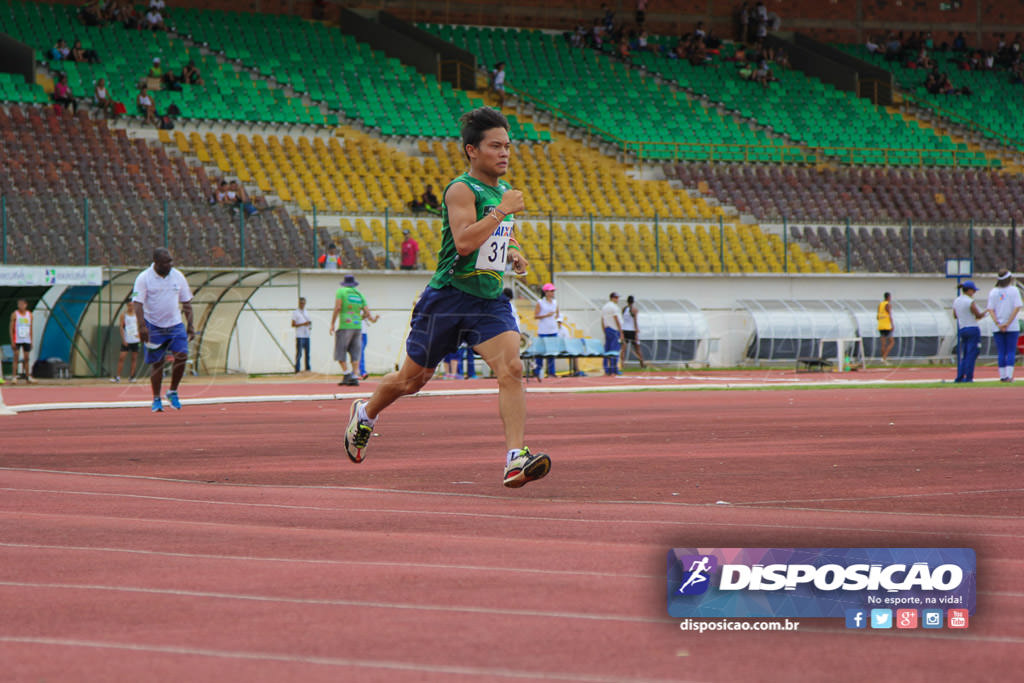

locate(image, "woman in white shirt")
[[620, 295, 646, 369], [533, 283, 559, 378], [953, 281, 985, 383], [986, 270, 1023, 382]]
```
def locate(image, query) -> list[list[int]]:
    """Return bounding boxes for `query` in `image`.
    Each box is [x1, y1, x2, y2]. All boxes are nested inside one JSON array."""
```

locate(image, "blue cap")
[[960, 280, 977, 291]]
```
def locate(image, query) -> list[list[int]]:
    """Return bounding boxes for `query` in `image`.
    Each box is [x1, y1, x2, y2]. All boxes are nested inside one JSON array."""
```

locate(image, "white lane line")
[[0, 542, 653, 580], [736, 488, 1024, 506], [4, 542, 1022, 589], [797, 626, 1024, 644], [1, 467, 1020, 521], [3, 376, 973, 413], [0, 581, 668, 626], [3, 493, 1023, 540], [0, 636, 695, 683]]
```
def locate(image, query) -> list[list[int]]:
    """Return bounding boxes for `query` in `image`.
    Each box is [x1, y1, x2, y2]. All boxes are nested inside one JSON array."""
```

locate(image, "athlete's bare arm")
[[446, 182, 524, 257]]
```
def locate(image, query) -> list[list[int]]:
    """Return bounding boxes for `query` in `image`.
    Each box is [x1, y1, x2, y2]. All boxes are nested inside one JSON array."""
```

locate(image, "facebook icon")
[[845, 609, 867, 629]]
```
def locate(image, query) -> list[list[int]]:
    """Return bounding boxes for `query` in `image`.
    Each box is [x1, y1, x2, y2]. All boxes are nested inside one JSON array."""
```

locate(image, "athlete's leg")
[[364, 355, 434, 419], [473, 330, 525, 450], [129, 351, 138, 378], [169, 351, 187, 391], [149, 356, 164, 398]]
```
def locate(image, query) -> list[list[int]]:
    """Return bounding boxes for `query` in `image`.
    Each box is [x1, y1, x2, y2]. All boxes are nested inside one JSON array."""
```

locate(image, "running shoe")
[[151, 397, 163, 412], [166, 390, 182, 410], [502, 447, 551, 488], [110, 376, 120, 383], [344, 399, 373, 463]]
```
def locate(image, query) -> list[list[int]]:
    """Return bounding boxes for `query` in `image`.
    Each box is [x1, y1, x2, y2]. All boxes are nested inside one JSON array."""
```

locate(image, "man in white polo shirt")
[[601, 291, 623, 376], [132, 248, 194, 412]]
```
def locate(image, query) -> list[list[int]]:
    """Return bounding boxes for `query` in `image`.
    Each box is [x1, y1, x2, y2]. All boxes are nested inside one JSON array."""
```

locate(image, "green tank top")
[[335, 286, 366, 330], [428, 173, 514, 300]]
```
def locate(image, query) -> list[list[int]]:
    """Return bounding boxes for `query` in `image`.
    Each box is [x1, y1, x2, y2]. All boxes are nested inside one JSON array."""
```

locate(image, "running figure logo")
[[677, 554, 717, 595]]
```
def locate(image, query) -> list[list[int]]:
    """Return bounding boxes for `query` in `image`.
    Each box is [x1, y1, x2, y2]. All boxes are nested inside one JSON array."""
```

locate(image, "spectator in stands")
[[635, 0, 648, 27], [112, 0, 141, 29], [162, 68, 183, 92], [149, 0, 167, 11], [986, 270, 1022, 382], [50, 39, 70, 61], [70, 39, 99, 64], [93, 77, 116, 117], [952, 32, 967, 52], [885, 33, 903, 62], [752, 55, 773, 87], [877, 292, 895, 364], [182, 60, 204, 86], [228, 180, 258, 217], [409, 185, 440, 214], [602, 292, 623, 376], [490, 62, 506, 108], [80, 0, 105, 27], [145, 5, 166, 31], [53, 74, 77, 114], [1011, 58, 1024, 85], [737, 2, 750, 44], [865, 35, 880, 55], [400, 229, 419, 270], [318, 244, 342, 270], [914, 46, 934, 70], [214, 179, 230, 206], [953, 281, 985, 383], [618, 38, 632, 61], [601, 3, 615, 33], [148, 57, 163, 80], [137, 86, 157, 125]]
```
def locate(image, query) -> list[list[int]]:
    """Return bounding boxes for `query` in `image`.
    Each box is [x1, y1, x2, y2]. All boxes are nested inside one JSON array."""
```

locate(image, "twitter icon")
[[870, 609, 893, 629]]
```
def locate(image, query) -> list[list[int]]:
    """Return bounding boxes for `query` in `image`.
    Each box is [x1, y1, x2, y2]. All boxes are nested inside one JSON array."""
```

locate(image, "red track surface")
[[1, 377, 1022, 682]]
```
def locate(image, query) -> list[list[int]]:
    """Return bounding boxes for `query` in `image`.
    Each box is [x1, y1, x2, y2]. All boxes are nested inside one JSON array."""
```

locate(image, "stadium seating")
[[669, 162, 1024, 224], [632, 41, 985, 167], [172, 8, 473, 134], [0, 104, 316, 267], [834, 43, 1024, 153], [0, 1, 322, 123]]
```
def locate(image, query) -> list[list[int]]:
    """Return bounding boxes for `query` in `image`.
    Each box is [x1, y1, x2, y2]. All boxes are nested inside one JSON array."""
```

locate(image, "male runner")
[[345, 108, 550, 488]]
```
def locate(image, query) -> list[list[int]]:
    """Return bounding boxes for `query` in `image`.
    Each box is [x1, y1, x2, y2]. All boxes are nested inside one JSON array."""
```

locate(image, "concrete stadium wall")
[[552, 272, 965, 366]]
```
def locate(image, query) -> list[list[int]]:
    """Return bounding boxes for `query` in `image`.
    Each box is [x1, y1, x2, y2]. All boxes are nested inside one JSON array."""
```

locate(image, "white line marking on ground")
[[1, 467, 1021, 521], [2, 489, 1022, 539], [0, 581, 668, 625], [4, 377, 976, 413], [0, 542, 653, 579], [736, 488, 1024, 506], [0, 636, 696, 683]]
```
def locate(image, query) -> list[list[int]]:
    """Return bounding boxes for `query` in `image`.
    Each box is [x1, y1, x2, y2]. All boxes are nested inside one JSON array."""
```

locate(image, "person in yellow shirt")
[[877, 292, 894, 364]]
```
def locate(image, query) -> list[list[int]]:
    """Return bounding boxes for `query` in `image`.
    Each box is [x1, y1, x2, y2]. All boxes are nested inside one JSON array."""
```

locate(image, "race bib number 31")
[[475, 216, 514, 271]]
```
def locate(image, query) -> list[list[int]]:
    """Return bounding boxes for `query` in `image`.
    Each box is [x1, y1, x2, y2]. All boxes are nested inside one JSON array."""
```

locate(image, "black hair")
[[502, 287, 514, 299], [627, 295, 635, 304], [459, 107, 509, 160], [152, 247, 170, 261], [883, 291, 891, 299]]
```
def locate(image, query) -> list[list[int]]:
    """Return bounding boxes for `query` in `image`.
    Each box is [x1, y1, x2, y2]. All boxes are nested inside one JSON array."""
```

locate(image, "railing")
[[1, 197, 1020, 277]]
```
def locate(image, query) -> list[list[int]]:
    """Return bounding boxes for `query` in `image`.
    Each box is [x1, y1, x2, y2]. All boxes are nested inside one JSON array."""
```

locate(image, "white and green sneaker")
[[344, 399, 374, 463], [502, 447, 551, 488]]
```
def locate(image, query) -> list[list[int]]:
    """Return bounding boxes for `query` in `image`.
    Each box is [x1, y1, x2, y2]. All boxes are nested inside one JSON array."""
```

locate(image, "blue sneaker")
[[166, 390, 182, 410], [151, 397, 163, 412]]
